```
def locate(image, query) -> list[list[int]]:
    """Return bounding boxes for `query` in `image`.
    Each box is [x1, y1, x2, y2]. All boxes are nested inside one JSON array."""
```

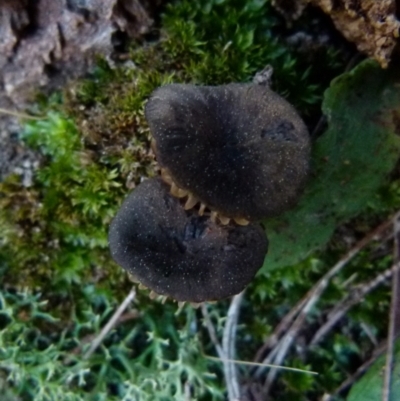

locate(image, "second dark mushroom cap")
[[109, 178, 268, 302], [145, 83, 311, 220]]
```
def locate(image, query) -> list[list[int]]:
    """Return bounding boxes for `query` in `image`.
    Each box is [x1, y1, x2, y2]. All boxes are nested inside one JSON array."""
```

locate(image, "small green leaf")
[[263, 60, 400, 271], [347, 339, 400, 401], [236, 29, 254, 50]]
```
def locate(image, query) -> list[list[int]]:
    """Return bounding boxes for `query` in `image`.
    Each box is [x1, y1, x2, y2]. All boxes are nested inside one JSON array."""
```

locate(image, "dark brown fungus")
[[145, 83, 310, 221], [109, 178, 268, 302]]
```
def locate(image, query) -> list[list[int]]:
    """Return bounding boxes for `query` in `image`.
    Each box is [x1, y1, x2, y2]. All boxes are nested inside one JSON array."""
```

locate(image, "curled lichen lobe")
[[145, 83, 310, 220], [109, 178, 268, 302]]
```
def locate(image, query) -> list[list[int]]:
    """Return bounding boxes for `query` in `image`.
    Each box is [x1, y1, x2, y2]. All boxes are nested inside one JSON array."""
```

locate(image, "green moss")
[[162, 0, 346, 116], [0, 113, 124, 294], [0, 0, 347, 301]]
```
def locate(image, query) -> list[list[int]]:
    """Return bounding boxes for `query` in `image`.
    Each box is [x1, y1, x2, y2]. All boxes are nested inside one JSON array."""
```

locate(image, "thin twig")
[[322, 340, 389, 401], [253, 295, 308, 366], [84, 288, 136, 359], [202, 294, 244, 401], [360, 322, 378, 346], [310, 267, 394, 347], [383, 214, 400, 401], [66, 311, 139, 359], [259, 217, 394, 396], [254, 344, 281, 379], [0, 107, 44, 120], [263, 288, 321, 395], [383, 262, 400, 401], [311, 116, 327, 140], [201, 303, 224, 359], [223, 292, 244, 401]]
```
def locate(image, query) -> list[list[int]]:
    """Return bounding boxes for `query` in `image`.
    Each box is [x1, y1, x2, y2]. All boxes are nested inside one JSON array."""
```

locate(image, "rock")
[[0, 0, 159, 181]]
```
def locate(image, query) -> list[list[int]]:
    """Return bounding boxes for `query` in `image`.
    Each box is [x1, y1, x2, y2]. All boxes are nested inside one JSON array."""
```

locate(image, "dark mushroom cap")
[[109, 178, 268, 302], [145, 83, 310, 220]]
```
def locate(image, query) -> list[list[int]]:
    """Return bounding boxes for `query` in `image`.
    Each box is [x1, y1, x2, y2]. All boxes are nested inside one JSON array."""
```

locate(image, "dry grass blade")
[[204, 354, 318, 375]]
